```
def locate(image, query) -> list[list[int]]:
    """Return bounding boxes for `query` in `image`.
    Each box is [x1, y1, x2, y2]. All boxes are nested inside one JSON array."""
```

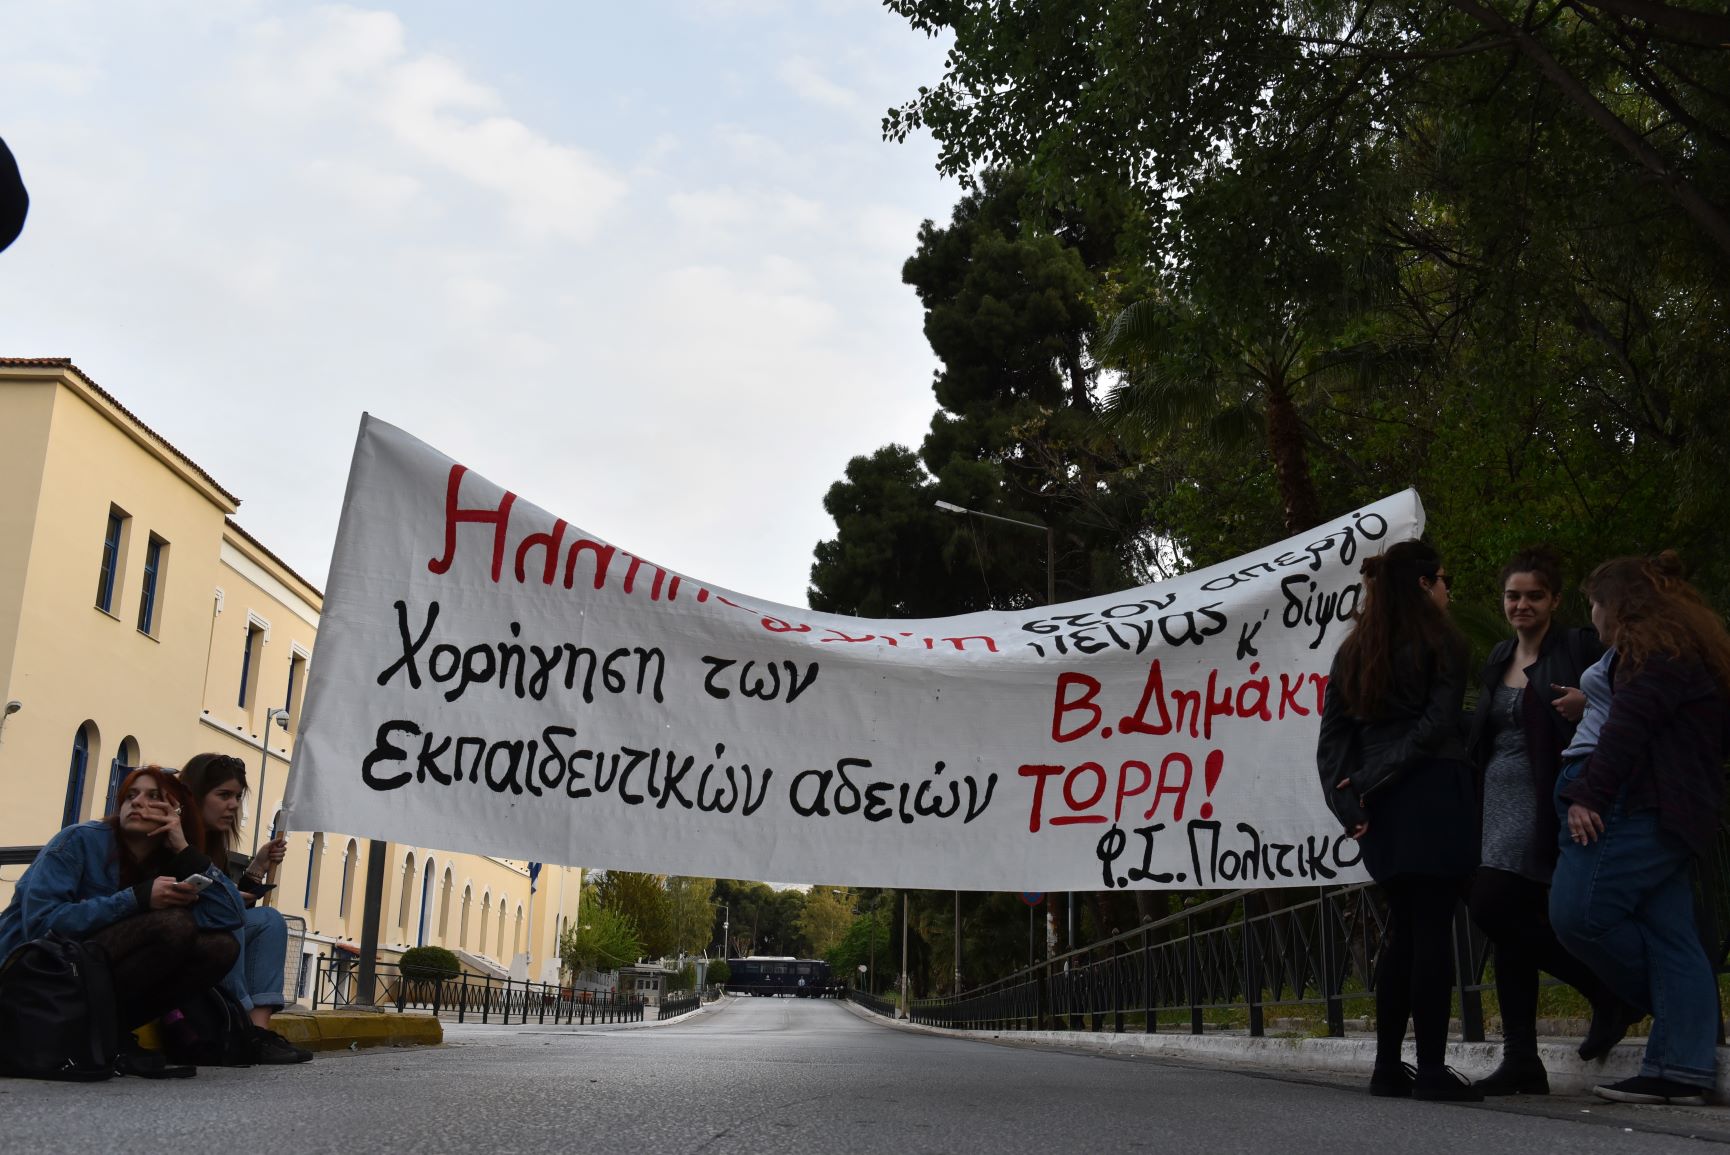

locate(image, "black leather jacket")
[[1316, 635, 1470, 831], [1464, 626, 1603, 867]]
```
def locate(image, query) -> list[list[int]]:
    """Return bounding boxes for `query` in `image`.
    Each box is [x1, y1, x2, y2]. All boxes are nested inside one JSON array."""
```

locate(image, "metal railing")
[[658, 991, 701, 1019], [311, 957, 646, 1025], [907, 836, 1730, 1039], [847, 988, 900, 1019]]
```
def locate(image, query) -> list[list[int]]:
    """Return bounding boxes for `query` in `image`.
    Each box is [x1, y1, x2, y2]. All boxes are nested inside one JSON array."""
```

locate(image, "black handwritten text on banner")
[[283, 415, 1423, 889]]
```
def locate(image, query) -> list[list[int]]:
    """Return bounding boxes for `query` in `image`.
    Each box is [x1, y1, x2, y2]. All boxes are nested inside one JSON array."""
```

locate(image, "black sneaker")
[[116, 1036, 196, 1079], [248, 1026, 313, 1065], [1412, 1066, 1484, 1102], [1595, 1075, 1707, 1106]]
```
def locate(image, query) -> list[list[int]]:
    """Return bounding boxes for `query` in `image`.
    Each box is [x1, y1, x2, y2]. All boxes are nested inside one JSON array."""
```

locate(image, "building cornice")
[[0, 358, 240, 514]]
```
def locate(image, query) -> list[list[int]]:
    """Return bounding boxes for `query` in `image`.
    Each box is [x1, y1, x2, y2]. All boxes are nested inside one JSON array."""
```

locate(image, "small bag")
[[163, 986, 253, 1067], [0, 932, 118, 1081]]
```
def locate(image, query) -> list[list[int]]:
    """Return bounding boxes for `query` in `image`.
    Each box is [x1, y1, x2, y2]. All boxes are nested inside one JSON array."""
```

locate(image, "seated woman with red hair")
[[0, 766, 244, 1077]]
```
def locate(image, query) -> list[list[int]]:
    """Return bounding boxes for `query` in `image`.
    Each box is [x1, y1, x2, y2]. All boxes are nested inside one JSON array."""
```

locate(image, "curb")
[[835, 1000, 1730, 1101], [271, 1009, 443, 1051]]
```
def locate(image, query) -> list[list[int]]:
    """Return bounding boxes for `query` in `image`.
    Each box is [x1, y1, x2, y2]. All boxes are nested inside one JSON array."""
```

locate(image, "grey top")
[[1481, 684, 1545, 881], [1561, 648, 1617, 761]]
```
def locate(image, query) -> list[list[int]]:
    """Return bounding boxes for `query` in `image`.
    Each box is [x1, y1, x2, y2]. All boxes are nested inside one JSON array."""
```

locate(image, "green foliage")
[[663, 876, 717, 958], [591, 871, 672, 957], [397, 946, 459, 980], [667, 962, 697, 993], [797, 887, 855, 957], [559, 905, 642, 974], [706, 958, 730, 986], [827, 899, 891, 991], [881, 0, 1730, 615], [713, 879, 812, 958], [809, 169, 1171, 617]]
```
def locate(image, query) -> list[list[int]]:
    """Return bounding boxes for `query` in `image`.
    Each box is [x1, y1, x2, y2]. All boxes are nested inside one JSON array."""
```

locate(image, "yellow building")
[[0, 358, 582, 994]]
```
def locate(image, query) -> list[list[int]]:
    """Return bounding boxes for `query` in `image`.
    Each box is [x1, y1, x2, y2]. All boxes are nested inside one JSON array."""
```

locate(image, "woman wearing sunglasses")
[[1317, 539, 1480, 1101]]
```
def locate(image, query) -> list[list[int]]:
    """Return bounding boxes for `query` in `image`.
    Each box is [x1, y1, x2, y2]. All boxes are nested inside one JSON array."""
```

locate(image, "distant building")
[[0, 358, 582, 991]]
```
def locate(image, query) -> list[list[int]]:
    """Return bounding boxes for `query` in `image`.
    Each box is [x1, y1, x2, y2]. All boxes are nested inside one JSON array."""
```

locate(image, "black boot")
[[1370, 1061, 1415, 1098], [1579, 998, 1644, 1062], [115, 1035, 196, 1080], [1412, 1065, 1484, 1102], [1475, 1055, 1549, 1096]]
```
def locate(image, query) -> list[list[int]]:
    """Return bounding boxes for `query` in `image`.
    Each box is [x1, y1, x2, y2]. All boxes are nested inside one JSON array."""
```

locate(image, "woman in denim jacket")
[[1551, 552, 1730, 1105], [0, 766, 245, 1076]]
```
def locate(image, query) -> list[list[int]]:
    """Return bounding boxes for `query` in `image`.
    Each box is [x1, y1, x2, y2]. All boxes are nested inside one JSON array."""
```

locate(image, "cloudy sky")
[[0, 0, 957, 608]]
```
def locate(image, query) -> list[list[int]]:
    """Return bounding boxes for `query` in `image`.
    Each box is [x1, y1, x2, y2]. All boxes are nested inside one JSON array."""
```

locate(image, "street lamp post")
[[933, 500, 1054, 606], [251, 707, 290, 855], [933, 500, 1059, 989]]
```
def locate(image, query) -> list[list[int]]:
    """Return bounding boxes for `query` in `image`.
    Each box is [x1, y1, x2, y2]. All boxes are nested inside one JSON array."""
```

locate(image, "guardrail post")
[[1186, 913, 1203, 1035], [1114, 940, 1125, 1034], [1143, 930, 1156, 1034], [1452, 903, 1485, 1042], [458, 975, 468, 1023], [1243, 900, 1263, 1038], [1035, 959, 1049, 1030], [1319, 886, 1344, 1038]]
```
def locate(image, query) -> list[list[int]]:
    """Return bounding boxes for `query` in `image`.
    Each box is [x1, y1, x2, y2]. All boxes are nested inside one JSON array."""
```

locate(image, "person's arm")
[[1560, 658, 1688, 814], [1315, 658, 1368, 831], [180, 852, 246, 932], [18, 832, 141, 941], [1360, 638, 1468, 792]]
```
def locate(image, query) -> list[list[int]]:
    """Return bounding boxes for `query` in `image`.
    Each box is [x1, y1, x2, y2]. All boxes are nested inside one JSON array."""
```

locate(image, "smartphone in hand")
[[178, 873, 214, 894]]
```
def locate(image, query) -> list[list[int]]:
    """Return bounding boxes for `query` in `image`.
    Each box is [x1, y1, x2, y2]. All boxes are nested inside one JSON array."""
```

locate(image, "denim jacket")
[[0, 821, 245, 961]]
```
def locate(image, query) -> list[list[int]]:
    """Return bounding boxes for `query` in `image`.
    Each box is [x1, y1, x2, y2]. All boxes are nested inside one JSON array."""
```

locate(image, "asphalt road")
[[4, 997, 1728, 1154]]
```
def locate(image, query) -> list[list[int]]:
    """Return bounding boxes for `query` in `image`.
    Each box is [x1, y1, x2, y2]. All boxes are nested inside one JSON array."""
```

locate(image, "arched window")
[[304, 833, 325, 912], [417, 859, 435, 947], [496, 898, 508, 958], [398, 853, 417, 937], [105, 736, 139, 817], [438, 868, 454, 941], [459, 884, 472, 950], [478, 891, 492, 956], [62, 722, 99, 828], [513, 904, 524, 959]]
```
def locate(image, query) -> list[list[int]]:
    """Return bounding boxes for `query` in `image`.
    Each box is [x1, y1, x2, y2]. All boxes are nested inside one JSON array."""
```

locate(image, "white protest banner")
[[285, 415, 1424, 890]]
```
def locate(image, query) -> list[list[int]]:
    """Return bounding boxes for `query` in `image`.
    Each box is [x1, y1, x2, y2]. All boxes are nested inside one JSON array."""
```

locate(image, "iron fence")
[[658, 991, 701, 1019], [910, 844, 1730, 1039], [847, 987, 899, 1019], [311, 957, 646, 1025]]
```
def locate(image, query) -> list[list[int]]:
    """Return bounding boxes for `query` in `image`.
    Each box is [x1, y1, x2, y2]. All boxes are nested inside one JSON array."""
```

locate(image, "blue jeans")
[[221, 905, 288, 1014], [1549, 758, 1717, 1088]]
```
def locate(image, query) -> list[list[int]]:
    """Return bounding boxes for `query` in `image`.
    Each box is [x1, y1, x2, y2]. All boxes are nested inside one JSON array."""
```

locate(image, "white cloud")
[[778, 55, 859, 110], [0, 0, 957, 607], [237, 6, 626, 242]]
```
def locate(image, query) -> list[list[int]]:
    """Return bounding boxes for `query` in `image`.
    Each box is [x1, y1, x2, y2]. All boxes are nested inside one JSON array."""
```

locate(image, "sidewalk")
[[271, 1008, 442, 1051], [271, 997, 718, 1050], [837, 999, 1730, 1104]]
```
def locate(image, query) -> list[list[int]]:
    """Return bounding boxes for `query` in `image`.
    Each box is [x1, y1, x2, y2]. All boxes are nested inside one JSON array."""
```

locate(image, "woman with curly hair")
[[1551, 551, 1730, 1105], [1317, 539, 1480, 1101]]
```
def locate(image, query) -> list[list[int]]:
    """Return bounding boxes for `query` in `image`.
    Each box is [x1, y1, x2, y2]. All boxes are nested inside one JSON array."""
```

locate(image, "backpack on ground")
[[0, 932, 118, 1081], [164, 986, 253, 1067]]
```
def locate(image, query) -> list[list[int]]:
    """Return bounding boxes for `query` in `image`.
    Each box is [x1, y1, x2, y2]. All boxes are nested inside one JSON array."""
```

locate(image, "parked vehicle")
[[724, 956, 832, 997]]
